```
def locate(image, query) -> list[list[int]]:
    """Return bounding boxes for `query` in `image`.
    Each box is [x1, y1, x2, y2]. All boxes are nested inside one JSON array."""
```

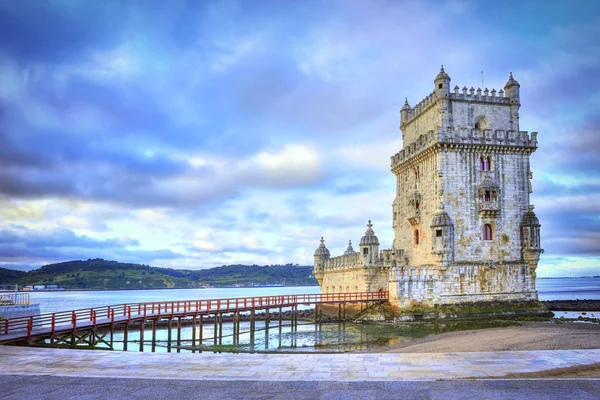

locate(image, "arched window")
[[483, 224, 493, 241], [484, 191, 491, 201], [414, 166, 420, 180], [415, 229, 420, 245], [415, 200, 420, 209], [480, 156, 492, 171]]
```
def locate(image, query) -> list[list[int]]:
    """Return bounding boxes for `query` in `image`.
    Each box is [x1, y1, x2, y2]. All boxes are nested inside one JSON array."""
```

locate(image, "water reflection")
[[107, 319, 522, 353]]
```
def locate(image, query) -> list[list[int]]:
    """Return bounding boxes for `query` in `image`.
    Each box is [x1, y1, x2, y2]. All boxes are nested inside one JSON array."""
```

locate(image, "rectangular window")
[[436, 229, 442, 237]]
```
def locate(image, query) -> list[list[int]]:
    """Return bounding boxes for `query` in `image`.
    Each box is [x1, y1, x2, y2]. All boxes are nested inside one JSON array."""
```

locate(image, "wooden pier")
[[0, 292, 388, 351]]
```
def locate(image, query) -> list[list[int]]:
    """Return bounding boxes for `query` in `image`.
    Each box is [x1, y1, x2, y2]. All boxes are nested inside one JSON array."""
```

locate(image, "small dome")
[[314, 237, 330, 257], [401, 98, 411, 110], [504, 72, 520, 89], [343, 240, 356, 255], [360, 220, 380, 246], [522, 206, 540, 226], [434, 65, 451, 82], [431, 211, 452, 227]]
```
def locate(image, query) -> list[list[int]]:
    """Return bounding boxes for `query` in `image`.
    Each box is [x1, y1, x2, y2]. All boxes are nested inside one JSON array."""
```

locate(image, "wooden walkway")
[[0, 291, 388, 348]]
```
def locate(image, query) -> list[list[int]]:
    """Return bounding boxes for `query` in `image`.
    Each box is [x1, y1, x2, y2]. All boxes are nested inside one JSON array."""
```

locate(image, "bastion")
[[313, 67, 551, 321]]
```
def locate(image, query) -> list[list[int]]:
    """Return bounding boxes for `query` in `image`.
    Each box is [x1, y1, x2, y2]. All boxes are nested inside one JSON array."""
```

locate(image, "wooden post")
[[213, 313, 218, 346], [199, 315, 203, 352], [139, 319, 145, 352], [123, 321, 129, 352], [191, 315, 197, 353], [177, 317, 182, 353], [250, 309, 255, 344], [265, 307, 269, 350], [110, 322, 114, 349], [338, 304, 342, 321], [218, 313, 223, 346], [151, 319, 156, 353], [167, 318, 172, 353]]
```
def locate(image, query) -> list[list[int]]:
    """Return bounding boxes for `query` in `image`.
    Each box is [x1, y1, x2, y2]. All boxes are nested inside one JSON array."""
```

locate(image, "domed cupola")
[[360, 220, 379, 246], [431, 210, 452, 228], [343, 240, 356, 255], [504, 72, 520, 102], [314, 237, 330, 257], [359, 220, 380, 265], [434, 65, 451, 97], [313, 237, 330, 272]]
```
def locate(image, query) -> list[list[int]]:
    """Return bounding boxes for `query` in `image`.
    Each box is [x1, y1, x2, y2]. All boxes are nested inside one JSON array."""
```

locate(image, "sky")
[[0, 0, 599, 277]]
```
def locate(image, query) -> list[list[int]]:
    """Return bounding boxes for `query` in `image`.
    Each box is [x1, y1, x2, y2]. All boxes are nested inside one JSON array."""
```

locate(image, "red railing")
[[0, 291, 387, 339]]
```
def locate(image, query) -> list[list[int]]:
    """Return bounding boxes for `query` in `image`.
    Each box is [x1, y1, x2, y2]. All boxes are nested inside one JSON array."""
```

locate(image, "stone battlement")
[[390, 127, 538, 169], [319, 253, 360, 271], [401, 85, 510, 127]]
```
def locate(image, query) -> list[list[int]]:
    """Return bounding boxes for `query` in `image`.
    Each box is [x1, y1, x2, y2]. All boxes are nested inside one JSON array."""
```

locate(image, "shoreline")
[[18, 285, 320, 293], [366, 321, 600, 354]]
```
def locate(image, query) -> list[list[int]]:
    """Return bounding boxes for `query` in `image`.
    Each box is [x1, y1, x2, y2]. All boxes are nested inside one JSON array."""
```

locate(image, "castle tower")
[[359, 220, 379, 265], [390, 67, 540, 305]]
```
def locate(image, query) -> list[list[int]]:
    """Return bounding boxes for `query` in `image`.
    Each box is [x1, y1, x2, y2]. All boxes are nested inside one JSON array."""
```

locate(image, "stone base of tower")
[[382, 262, 552, 321]]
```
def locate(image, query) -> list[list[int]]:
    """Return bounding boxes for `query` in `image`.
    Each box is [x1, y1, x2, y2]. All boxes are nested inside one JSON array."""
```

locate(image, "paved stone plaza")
[[1, 346, 599, 381], [2, 346, 600, 399]]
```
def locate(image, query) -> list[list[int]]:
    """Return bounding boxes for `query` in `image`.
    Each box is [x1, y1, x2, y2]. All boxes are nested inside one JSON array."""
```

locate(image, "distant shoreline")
[[20, 285, 320, 293]]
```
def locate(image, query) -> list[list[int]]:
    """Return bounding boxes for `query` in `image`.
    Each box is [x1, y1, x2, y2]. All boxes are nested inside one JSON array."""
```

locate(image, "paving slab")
[[1, 376, 599, 400], [1, 345, 599, 381]]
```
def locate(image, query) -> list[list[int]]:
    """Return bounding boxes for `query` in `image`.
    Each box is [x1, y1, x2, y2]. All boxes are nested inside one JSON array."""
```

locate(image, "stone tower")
[[313, 66, 545, 319], [389, 66, 542, 306]]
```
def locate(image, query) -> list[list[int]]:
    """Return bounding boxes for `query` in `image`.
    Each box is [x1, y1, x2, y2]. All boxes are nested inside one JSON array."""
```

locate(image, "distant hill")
[[0, 259, 317, 290]]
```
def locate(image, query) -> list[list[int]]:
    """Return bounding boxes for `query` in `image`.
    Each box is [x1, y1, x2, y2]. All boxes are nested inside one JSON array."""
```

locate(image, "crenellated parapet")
[[448, 86, 510, 104], [322, 253, 361, 271], [400, 85, 512, 128], [400, 90, 437, 127], [390, 127, 538, 170]]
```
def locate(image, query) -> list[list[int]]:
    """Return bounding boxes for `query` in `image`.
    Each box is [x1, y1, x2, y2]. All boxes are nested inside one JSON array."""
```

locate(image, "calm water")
[[30, 286, 321, 314], [536, 277, 600, 301], [27, 278, 600, 314]]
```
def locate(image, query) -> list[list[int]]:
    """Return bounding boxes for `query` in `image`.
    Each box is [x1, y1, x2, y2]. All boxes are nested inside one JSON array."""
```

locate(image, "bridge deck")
[[0, 292, 388, 344]]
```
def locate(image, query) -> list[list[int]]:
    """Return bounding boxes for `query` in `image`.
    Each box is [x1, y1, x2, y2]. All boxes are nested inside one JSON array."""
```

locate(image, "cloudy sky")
[[0, 0, 598, 276]]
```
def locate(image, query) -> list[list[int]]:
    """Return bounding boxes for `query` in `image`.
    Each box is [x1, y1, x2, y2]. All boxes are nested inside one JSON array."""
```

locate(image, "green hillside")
[[0, 259, 317, 290]]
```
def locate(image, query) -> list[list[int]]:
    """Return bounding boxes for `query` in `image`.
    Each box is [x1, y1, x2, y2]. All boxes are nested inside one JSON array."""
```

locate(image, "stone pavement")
[[1, 346, 599, 381], [2, 375, 600, 399]]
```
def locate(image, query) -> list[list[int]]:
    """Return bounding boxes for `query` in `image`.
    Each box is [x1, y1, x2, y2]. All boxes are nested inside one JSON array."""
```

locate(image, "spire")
[[365, 220, 374, 235], [314, 236, 330, 257], [435, 64, 451, 82], [360, 220, 379, 246], [504, 71, 520, 89], [343, 240, 356, 255], [401, 97, 411, 110]]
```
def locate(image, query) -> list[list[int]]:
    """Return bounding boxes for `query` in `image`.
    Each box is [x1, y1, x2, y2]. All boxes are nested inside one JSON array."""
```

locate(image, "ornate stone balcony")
[[479, 201, 500, 217], [408, 209, 421, 226]]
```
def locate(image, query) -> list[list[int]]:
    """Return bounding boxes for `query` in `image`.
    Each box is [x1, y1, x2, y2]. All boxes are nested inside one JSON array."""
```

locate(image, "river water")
[[22, 278, 600, 353]]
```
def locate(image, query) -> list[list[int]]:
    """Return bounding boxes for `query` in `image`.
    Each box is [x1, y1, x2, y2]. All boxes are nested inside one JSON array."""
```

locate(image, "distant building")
[[314, 67, 543, 311]]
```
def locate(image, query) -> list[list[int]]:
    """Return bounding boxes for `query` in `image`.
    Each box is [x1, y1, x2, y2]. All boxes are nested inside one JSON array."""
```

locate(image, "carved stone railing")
[[479, 201, 500, 217]]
